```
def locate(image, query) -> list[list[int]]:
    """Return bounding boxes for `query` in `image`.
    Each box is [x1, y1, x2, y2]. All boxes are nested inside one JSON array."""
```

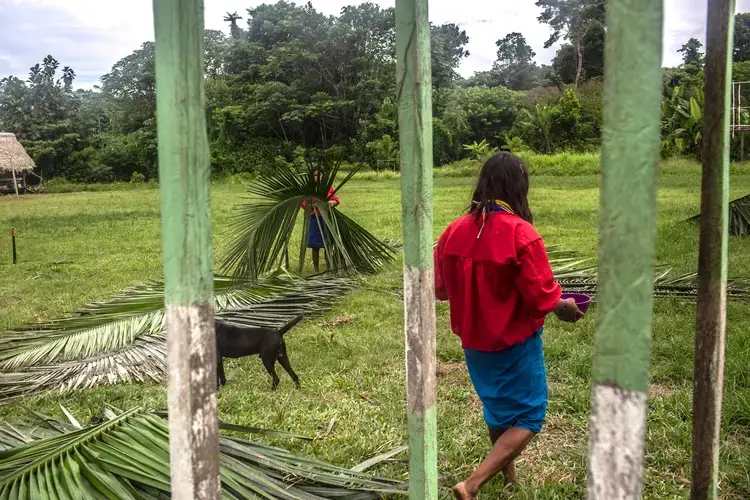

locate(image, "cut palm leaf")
[[220, 155, 395, 280], [0, 276, 355, 403], [685, 194, 750, 237], [0, 408, 406, 499]]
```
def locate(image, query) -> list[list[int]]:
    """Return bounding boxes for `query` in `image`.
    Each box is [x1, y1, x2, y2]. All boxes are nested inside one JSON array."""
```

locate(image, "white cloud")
[[1, 0, 750, 87]]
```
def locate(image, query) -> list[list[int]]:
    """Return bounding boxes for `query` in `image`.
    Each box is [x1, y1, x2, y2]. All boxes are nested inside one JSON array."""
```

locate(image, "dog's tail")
[[278, 313, 304, 336]]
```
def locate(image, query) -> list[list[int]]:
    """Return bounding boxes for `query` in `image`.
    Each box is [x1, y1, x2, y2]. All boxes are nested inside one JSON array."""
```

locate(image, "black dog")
[[215, 313, 304, 390]]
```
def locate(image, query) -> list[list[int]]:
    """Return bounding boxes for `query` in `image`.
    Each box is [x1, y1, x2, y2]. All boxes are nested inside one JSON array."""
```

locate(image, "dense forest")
[[2, 1, 750, 183]]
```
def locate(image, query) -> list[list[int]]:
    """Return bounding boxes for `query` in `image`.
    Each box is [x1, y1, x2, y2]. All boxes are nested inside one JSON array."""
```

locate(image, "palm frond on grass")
[[0, 276, 355, 404], [555, 265, 750, 302], [685, 194, 750, 236], [220, 155, 395, 280], [0, 408, 406, 499]]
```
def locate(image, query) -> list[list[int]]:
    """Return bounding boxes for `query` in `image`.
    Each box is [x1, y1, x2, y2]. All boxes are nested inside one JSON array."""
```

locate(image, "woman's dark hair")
[[469, 152, 533, 224]]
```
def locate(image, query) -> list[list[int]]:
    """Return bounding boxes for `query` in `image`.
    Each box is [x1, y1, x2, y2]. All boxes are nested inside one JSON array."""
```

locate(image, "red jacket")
[[434, 211, 561, 352], [301, 187, 340, 215]]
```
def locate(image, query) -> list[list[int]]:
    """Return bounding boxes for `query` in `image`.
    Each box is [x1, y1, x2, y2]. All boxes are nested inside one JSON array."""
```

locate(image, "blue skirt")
[[463, 329, 547, 433], [307, 215, 327, 249]]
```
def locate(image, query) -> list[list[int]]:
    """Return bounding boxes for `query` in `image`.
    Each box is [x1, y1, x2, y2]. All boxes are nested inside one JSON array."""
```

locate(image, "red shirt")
[[434, 211, 561, 352], [301, 187, 340, 215]]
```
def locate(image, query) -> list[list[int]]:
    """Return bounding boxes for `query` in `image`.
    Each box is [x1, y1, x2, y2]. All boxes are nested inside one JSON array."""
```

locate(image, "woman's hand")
[[328, 199, 337, 206], [554, 298, 584, 323]]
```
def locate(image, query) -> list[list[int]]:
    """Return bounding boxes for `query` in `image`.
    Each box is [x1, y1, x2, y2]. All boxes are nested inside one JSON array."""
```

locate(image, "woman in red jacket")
[[434, 152, 582, 499]]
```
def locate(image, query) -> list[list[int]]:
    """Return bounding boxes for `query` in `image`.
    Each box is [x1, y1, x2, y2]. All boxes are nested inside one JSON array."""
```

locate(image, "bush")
[[130, 171, 146, 183]]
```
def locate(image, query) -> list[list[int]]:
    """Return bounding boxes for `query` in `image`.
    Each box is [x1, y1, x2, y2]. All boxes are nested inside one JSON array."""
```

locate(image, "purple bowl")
[[561, 293, 591, 314]]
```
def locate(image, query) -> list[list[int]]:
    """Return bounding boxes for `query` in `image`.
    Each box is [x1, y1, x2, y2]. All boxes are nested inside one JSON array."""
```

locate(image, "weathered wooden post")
[[153, 0, 220, 498], [395, 0, 438, 498], [587, 0, 662, 498], [692, 1, 735, 499]]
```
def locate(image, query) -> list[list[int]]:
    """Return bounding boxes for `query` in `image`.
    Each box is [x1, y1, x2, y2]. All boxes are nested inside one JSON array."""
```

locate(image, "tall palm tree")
[[224, 11, 244, 40]]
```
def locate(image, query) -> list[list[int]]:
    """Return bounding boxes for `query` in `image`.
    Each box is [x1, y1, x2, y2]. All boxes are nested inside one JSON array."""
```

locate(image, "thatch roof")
[[0, 133, 36, 173], [686, 194, 750, 237]]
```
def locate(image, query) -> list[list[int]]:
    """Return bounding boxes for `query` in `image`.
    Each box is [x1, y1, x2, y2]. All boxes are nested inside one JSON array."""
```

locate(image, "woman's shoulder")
[[503, 215, 542, 248]]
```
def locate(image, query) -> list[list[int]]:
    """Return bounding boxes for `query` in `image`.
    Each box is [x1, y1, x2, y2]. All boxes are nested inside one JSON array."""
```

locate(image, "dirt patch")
[[319, 314, 356, 328], [436, 361, 470, 386], [649, 383, 680, 399]]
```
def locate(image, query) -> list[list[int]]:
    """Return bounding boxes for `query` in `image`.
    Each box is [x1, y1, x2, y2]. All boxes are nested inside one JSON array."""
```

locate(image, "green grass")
[[1, 167, 750, 499]]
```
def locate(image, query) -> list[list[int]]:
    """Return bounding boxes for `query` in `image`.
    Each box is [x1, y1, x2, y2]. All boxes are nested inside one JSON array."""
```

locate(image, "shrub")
[[130, 171, 146, 183]]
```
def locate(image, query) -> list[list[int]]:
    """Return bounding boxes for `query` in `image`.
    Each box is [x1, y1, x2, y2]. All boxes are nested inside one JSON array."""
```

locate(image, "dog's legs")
[[262, 356, 281, 390], [278, 342, 300, 389], [217, 351, 227, 387]]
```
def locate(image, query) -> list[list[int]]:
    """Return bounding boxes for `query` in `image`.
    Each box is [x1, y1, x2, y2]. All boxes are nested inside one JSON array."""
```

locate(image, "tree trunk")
[[575, 32, 583, 89], [691, 1, 733, 499]]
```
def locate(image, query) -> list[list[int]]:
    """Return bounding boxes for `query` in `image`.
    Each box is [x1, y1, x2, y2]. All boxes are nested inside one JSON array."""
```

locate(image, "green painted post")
[[395, 0, 438, 498], [587, 0, 662, 498], [692, 1, 735, 499], [152, 0, 220, 498]]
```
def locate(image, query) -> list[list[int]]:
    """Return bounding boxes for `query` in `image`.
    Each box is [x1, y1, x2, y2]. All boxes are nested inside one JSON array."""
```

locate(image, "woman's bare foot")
[[452, 481, 477, 500]]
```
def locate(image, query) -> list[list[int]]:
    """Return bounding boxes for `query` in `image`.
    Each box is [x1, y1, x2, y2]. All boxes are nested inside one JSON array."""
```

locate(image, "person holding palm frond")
[[221, 154, 394, 281], [301, 169, 340, 273]]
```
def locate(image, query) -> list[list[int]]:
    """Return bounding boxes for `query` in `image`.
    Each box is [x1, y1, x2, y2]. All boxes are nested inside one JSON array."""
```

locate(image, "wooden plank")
[[152, 0, 220, 498], [587, 0, 663, 498], [395, 0, 438, 498], [692, 1, 735, 499]]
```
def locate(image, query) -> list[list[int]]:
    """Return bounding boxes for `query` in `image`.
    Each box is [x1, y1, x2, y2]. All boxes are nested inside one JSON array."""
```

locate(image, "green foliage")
[[446, 86, 522, 147], [661, 85, 704, 159], [4, 2, 744, 180], [366, 134, 399, 168], [462, 139, 493, 160], [519, 103, 557, 153], [735, 12, 750, 62], [678, 37, 704, 74], [130, 171, 146, 183]]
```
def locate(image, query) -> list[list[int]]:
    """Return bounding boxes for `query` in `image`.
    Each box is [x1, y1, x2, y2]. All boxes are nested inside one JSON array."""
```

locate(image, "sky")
[[1, 0, 749, 88]]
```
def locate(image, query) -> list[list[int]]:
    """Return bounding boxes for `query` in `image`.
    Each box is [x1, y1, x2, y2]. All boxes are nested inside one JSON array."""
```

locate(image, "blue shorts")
[[463, 329, 547, 433]]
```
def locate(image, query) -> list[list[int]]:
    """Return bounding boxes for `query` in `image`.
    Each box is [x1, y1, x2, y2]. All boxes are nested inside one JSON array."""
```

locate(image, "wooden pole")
[[587, 0, 662, 498], [395, 0, 438, 498], [152, 0, 220, 498], [11, 227, 16, 265], [11, 165, 19, 198], [692, 1, 735, 499]]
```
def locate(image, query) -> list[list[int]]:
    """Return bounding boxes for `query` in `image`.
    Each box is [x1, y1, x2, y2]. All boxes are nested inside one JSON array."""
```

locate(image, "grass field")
[[1, 162, 749, 499]]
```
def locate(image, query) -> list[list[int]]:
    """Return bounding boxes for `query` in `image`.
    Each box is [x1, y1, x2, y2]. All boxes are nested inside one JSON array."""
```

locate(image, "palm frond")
[[0, 276, 355, 403], [0, 408, 406, 499], [686, 194, 750, 237], [555, 265, 750, 302], [220, 155, 395, 280]]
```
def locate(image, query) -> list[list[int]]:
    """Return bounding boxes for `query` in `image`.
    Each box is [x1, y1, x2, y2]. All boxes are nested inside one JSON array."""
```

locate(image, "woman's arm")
[[327, 188, 340, 206], [515, 239, 582, 323]]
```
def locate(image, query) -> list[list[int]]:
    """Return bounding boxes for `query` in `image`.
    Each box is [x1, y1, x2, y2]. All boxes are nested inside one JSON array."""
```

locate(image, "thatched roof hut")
[[0, 133, 35, 173]]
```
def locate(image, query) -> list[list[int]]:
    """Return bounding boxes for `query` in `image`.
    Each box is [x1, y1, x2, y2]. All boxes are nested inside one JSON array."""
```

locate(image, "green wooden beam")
[[587, 0, 663, 497], [692, 1, 735, 499], [152, 0, 220, 497], [395, 0, 438, 498]]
